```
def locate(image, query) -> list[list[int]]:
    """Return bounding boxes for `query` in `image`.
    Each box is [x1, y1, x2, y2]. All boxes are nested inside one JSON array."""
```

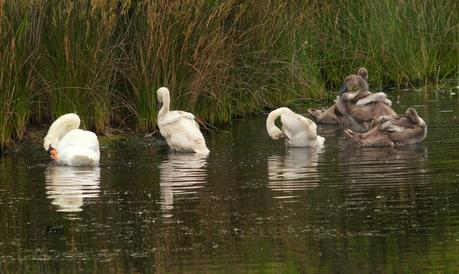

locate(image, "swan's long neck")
[[266, 107, 287, 138], [44, 113, 80, 150], [158, 91, 170, 119]]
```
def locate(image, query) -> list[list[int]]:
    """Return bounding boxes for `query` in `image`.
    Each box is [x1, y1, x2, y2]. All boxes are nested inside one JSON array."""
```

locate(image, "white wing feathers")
[[158, 111, 196, 128]]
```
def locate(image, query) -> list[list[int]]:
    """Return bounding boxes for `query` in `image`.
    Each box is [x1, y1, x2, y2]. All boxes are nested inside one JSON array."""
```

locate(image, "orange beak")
[[50, 149, 59, 161]]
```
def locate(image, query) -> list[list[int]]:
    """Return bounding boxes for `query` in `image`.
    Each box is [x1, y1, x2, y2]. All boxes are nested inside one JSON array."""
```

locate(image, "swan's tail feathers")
[[344, 129, 362, 145]]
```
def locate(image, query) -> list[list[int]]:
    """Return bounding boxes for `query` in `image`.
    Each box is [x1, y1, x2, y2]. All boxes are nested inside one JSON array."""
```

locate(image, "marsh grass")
[[125, 2, 239, 130], [37, 0, 123, 133], [0, 2, 38, 150], [298, 0, 458, 86], [0, 0, 457, 150]]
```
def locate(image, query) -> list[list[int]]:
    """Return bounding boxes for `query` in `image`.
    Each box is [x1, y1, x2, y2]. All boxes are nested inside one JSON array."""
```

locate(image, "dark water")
[[1, 85, 459, 273]]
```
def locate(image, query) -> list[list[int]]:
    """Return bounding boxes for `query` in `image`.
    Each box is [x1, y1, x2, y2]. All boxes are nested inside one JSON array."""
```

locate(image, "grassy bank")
[[0, 0, 457, 151]]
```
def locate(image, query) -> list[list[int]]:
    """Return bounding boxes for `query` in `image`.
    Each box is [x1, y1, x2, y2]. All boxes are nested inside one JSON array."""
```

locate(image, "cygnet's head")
[[339, 75, 369, 95], [405, 107, 426, 128]]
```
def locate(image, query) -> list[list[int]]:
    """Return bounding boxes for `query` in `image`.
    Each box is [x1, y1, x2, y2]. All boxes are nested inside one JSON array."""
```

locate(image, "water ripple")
[[159, 153, 208, 218], [268, 147, 322, 199]]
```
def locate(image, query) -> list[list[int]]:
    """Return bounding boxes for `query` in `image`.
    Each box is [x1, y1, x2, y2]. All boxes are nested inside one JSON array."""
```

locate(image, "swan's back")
[[159, 111, 208, 153], [278, 108, 323, 147], [56, 129, 100, 166]]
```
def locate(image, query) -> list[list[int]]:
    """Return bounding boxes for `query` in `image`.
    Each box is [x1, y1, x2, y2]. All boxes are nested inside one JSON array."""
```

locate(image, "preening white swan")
[[43, 113, 100, 166], [266, 107, 325, 147], [156, 87, 210, 154]]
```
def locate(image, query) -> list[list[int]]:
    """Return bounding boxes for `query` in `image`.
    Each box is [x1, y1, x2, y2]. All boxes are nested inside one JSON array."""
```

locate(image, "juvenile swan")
[[266, 107, 325, 147], [344, 107, 427, 147], [43, 113, 100, 166], [307, 68, 370, 125], [156, 87, 210, 154]]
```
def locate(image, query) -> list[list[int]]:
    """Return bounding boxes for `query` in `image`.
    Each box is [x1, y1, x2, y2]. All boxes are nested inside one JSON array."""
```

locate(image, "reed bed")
[[0, 0, 457, 150]]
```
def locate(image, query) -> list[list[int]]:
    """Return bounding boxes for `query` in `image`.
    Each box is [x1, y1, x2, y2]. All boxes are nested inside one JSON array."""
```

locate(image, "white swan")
[[266, 107, 325, 147], [43, 113, 100, 166], [156, 87, 210, 154]]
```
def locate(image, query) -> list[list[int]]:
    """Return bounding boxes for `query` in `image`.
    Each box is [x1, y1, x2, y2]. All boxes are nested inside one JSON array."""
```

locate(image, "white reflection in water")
[[45, 166, 100, 213], [159, 153, 208, 217], [268, 147, 321, 200]]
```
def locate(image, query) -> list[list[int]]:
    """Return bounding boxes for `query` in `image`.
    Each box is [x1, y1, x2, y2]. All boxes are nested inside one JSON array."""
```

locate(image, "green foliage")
[[0, 0, 457, 150], [0, 2, 38, 150]]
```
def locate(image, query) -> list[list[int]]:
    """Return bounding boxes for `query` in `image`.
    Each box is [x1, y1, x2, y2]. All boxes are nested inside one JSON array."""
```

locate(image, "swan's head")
[[405, 107, 426, 128], [267, 127, 287, 140], [339, 75, 369, 95], [43, 135, 58, 151], [156, 87, 170, 104], [44, 135, 59, 160]]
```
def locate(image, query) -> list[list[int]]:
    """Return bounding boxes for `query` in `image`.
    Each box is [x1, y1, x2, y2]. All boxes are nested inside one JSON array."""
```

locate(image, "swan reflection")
[[45, 166, 100, 214], [268, 147, 321, 200], [159, 153, 208, 217], [338, 143, 428, 187]]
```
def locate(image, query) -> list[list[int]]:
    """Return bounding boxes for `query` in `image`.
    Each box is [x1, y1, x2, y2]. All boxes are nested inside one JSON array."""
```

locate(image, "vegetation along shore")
[[0, 0, 457, 151]]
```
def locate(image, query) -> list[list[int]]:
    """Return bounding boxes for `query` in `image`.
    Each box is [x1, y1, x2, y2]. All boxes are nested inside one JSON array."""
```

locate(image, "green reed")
[[297, 0, 458, 86], [36, 0, 122, 133], [0, 0, 457, 150], [0, 2, 38, 150]]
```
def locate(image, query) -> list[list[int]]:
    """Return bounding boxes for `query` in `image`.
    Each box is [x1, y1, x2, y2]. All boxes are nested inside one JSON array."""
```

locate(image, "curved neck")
[[48, 114, 80, 140], [44, 113, 80, 149], [158, 92, 170, 119], [266, 108, 286, 137]]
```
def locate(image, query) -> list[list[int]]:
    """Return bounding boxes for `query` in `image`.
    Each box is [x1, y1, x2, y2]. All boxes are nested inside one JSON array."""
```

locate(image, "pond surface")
[[1, 84, 459, 273]]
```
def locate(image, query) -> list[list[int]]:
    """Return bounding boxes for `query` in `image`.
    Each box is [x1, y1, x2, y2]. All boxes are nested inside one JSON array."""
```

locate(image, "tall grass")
[[125, 1, 239, 130], [0, 2, 38, 150], [295, 0, 458, 86], [0, 0, 457, 150], [37, 0, 123, 132]]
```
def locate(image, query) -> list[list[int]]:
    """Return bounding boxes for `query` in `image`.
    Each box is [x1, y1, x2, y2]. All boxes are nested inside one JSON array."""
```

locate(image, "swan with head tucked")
[[266, 107, 325, 147], [344, 107, 427, 147], [43, 113, 100, 166], [307, 68, 395, 130], [156, 87, 210, 154], [333, 73, 396, 130]]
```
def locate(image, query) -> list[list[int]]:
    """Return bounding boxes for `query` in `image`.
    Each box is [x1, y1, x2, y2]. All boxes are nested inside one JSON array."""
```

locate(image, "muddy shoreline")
[[1, 126, 167, 156]]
